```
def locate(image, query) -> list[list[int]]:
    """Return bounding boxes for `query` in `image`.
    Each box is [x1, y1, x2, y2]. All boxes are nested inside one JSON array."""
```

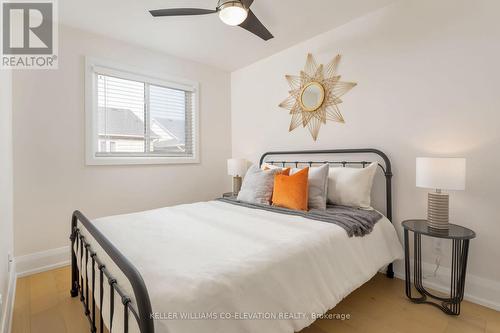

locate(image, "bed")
[[70, 149, 404, 333]]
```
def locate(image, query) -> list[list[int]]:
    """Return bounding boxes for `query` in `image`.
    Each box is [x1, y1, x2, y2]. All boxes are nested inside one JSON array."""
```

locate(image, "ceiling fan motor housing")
[[217, 0, 248, 11]]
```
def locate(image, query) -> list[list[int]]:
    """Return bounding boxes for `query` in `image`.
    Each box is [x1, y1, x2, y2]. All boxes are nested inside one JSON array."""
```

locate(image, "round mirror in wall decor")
[[300, 82, 325, 112], [278, 53, 357, 141]]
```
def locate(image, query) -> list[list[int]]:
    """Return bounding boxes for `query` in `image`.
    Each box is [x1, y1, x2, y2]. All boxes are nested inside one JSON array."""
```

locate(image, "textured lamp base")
[[427, 191, 449, 230], [232, 176, 242, 196]]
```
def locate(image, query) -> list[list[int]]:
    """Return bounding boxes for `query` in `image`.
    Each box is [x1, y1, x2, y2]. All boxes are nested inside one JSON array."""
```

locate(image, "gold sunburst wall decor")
[[278, 53, 357, 141]]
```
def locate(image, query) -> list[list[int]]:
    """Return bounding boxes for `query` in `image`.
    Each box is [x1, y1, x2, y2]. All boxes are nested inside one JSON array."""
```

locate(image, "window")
[[85, 58, 199, 165]]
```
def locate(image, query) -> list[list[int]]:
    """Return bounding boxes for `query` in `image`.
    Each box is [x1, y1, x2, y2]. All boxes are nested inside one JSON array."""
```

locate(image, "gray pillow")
[[291, 164, 329, 210], [237, 165, 280, 205]]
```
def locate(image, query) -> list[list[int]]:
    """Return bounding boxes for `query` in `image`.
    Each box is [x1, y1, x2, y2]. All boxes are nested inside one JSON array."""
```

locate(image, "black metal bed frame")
[[70, 211, 154, 333], [70, 148, 394, 333]]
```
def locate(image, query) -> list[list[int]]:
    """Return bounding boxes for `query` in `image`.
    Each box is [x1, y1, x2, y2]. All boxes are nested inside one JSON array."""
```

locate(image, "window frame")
[[85, 57, 200, 165]]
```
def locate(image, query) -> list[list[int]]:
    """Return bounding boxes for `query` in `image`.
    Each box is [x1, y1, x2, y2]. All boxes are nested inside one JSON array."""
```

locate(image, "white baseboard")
[[1, 259, 16, 333], [15, 246, 70, 277], [0, 247, 70, 333], [394, 261, 500, 311]]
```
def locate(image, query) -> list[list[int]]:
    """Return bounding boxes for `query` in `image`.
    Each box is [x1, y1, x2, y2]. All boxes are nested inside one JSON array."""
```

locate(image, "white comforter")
[[76, 200, 403, 333]]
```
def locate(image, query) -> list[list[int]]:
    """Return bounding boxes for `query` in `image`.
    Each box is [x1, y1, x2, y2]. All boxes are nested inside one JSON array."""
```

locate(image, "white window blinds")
[[94, 71, 196, 160], [97, 75, 145, 153]]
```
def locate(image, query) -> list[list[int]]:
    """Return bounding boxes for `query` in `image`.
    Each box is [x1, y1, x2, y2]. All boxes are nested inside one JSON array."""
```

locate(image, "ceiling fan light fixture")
[[218, 1, 248, 26]]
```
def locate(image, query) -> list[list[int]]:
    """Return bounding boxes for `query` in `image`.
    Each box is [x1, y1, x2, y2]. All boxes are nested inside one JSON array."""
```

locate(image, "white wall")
[[232, 0, 500, 309], [0, 69, 14, 329], [13, 25, 232, 258]]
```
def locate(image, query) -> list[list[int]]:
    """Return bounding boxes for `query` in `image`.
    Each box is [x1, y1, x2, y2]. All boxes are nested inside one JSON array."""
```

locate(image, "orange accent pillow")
[[272, 167, 309, 211], [280, 168, 291, 176]]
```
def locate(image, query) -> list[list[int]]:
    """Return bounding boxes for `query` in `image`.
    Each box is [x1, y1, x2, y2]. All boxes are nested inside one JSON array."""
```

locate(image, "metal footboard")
[[70, 210, 154, 333]]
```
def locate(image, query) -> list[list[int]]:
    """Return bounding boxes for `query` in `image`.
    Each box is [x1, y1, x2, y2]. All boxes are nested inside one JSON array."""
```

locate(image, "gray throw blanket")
[[217, 197, 382, 237]]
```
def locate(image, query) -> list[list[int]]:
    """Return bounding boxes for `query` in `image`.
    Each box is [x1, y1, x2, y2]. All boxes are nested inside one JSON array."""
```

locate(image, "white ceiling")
[[59, 0, 394, 71]]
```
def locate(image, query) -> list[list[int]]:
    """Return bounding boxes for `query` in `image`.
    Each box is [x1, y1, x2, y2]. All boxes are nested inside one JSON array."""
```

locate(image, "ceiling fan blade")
[[149, 8, 217, 17], [239, 10, 273, 41], [240, 0, 254, 8]]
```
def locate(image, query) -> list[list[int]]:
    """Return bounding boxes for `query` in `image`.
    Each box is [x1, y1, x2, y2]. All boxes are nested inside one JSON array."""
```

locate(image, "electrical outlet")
[[7, 252, 13, 273]]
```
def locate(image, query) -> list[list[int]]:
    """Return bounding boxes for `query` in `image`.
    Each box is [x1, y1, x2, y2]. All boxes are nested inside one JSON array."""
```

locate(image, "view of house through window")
[[96, 73, 194, 157]]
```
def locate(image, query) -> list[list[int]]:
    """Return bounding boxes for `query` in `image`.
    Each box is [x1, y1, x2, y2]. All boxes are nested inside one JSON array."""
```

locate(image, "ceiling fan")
[[149, 0, 274, 41]]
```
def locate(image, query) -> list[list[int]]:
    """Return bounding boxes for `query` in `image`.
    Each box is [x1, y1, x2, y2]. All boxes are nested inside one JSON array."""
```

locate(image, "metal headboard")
[[259, 148, 394, 278]]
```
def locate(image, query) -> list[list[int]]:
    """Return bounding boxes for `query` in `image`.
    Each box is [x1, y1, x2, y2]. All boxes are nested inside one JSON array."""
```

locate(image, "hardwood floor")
[[11, 266, 500, 333]]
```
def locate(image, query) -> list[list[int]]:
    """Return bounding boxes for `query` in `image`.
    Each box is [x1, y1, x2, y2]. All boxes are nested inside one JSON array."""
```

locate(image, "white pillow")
[[261, 163, 285, 170], [290, 164, 329, 210], [327, 162, 377, 209]]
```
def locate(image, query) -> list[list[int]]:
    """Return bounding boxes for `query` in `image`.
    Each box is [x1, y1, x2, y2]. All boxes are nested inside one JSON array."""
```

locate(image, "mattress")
[[75, 200, 403, 333]]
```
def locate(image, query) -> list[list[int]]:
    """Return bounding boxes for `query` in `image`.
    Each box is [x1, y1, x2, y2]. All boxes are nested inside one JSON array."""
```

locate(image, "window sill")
[[86, 155, 200, 166]]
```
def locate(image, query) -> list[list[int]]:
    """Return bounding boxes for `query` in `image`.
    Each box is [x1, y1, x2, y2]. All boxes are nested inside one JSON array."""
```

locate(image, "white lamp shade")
[[416, 157, 466, 190], [227, 158, 247, 177]]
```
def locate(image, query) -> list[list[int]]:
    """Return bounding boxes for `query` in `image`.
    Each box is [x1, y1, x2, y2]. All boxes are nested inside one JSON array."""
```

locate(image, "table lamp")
[[416, 157, 466, 230], [227, 158, 247, 195]]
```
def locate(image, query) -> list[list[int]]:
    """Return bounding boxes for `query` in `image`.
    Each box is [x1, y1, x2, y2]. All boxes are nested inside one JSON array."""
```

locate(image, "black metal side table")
[[402, 219, 475, 315]]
